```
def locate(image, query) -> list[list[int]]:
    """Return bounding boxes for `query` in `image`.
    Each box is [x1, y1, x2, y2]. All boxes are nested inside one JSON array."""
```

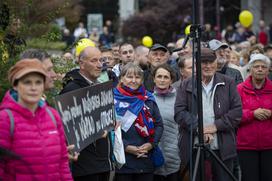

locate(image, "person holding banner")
[[0, 59, 72, 181], [113, 63, 164, 181], [60, 46, 113, 181]]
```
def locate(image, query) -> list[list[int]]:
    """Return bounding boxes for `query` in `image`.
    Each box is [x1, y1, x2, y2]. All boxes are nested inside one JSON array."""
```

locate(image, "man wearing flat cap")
[[174, 48, 242, 181], [144, 43, 170, 91]]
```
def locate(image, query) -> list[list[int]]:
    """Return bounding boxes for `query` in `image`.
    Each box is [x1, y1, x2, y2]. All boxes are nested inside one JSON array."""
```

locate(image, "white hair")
[[248, 53, 271, 69]]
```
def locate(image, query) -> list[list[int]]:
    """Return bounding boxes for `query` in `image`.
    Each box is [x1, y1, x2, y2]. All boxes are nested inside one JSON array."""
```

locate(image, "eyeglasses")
[[100, 56, 113, 62]]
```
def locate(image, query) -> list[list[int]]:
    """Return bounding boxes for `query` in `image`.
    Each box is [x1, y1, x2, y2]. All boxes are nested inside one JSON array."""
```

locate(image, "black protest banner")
[[55, 81, 115, 152]]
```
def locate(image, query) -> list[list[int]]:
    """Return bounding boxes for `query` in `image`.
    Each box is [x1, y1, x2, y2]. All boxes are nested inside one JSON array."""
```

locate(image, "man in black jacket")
[[60, 46, 113, 181]]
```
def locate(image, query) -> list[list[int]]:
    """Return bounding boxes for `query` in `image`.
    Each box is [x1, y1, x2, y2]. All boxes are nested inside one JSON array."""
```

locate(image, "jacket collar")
[[186, 73, 226, 95], [242, 76, 272, 94], [63, 69, 90, 88]]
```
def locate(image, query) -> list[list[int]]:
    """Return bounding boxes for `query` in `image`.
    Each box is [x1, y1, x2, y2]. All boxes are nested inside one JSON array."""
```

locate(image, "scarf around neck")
[[114, 85, 156, 142]]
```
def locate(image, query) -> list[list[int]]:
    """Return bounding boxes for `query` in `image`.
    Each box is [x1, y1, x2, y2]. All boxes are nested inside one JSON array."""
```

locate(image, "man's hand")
[[204, 133, 214, 144], [101, 130, 108, 138], [67, 145, 79, 162], [115, 121, 121, 130], [203, 124, 217, 134]]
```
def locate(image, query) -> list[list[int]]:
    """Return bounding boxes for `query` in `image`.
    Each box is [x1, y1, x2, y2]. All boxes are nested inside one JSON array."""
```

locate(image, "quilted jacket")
[[0, 90, 73, 181]]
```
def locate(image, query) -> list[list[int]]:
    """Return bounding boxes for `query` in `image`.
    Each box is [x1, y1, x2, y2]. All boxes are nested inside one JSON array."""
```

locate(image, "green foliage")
[[51, 56, 77, 92], [26, 38, 66, 50], [41, 24, 62, 42], [0, 56, 17, 101], [0, 1, 81, 102], [45, 56, 77, 106]]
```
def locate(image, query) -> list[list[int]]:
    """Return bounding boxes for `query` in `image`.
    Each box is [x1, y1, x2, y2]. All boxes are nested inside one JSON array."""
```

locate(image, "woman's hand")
[[125, 145, 140, 156], [125, 143, 153, 158], [254, 108, 271, 120], [67, 144, 80, 162], [138, 143, 153, 153]]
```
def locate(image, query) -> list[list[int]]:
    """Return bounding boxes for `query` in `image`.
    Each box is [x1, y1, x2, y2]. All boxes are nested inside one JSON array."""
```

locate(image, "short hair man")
[[208, 39, 243, 85], [100, 47, 116, 69], [175, 48, 242, 181], [135, 45, 149, 70], [144, 43, 170, 92], [20, 49, 57, 90], [172, 55, 194, 90], [60, 46, 113, 181], [112, 43, 135, 77]]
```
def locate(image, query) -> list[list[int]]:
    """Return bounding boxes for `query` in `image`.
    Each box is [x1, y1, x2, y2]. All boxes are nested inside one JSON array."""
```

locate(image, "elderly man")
[[208, 39, 243, 85], [174, 48, 242, 181], [144, 43, 170, 92], [60, 46, 113, 181]]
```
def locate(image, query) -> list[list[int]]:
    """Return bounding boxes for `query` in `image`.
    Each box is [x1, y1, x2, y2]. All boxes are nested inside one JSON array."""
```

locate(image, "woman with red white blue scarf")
[[113, 63, 164, 181]]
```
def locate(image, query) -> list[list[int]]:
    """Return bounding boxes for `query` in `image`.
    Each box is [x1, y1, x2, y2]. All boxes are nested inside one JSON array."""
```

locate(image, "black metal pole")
[[192, 0, 205, 180]]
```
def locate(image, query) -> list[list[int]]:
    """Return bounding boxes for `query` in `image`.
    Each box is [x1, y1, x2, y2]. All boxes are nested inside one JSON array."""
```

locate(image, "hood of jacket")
[[241, 76, 272, 94], [62, 68, 90, 88]]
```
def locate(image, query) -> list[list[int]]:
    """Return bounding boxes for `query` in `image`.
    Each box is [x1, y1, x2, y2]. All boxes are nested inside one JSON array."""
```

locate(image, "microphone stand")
[[189, 0, 238, 180]]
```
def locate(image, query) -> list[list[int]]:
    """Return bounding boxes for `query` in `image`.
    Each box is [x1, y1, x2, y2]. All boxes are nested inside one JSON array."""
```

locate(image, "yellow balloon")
[[239, 10, 254, 28], [185, 25, 191, 35], [142, 36, 153, 47], [75, 38, 96, 56]]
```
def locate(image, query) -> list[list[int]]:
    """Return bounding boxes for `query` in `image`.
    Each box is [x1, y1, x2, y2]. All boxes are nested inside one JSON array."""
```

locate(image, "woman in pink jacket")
[[237, 53, 272, 181], [0, 59, 73, 181]]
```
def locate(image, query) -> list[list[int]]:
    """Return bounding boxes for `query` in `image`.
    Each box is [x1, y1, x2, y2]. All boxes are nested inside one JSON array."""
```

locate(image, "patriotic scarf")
[[114, 85, 155, 142]]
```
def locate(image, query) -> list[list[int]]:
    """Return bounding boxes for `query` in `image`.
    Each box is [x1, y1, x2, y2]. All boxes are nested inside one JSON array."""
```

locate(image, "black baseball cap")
[[150, 43, 169, 52]]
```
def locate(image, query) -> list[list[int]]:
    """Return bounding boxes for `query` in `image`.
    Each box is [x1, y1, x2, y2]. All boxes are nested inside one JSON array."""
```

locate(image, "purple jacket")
[[237, 76, 272, 150], [0, 90, 73, 181]]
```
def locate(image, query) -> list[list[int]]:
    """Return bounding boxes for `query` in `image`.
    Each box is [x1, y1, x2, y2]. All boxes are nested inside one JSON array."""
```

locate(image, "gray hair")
[[120, 62, 144, 80], [248, 53, 271, 69], [20, 49, 50, 62]]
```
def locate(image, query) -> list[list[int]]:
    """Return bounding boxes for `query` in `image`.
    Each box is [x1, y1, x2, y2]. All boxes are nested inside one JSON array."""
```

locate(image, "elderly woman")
[[113, 63, 163, 181], [0, 59, 72, 181], [152, 64, 181, 181], [237, 53, 272, 181]]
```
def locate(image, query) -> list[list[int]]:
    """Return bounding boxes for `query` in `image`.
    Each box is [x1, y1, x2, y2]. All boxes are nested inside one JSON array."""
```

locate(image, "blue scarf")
[[114, 85, 156, 141]]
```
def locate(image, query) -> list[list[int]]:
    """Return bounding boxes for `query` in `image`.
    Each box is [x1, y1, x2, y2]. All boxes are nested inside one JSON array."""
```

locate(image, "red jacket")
[[0, 90, 73, 181], [237, 76, 272, 150]]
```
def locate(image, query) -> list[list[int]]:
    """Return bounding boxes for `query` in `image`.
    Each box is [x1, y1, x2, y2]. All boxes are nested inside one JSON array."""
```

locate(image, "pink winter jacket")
[[0, 90, 73, 181], [237, 76, 272, 150]]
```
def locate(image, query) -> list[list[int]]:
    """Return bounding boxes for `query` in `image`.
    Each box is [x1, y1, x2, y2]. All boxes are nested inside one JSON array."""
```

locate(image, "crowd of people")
[[0, 20, 272, 181]]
